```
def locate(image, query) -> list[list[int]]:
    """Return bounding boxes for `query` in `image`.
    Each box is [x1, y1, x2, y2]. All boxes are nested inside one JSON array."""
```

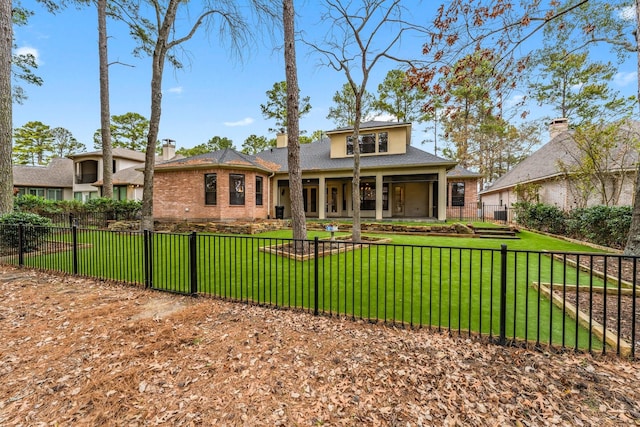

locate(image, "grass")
[[4, 224, 619, 353]]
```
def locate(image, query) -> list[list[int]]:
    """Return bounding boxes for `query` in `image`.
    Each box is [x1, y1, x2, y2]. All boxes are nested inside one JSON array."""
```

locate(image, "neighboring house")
[[480, 118, 639, 210], [152, 121, 458, 222], [67, 142, 179, 201], [446, 164, 482, 218], [13, 157, 74, 200]]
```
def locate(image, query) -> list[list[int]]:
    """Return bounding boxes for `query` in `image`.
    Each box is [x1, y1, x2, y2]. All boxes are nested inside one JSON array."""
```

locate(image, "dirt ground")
[[0, 266, 639, 426]]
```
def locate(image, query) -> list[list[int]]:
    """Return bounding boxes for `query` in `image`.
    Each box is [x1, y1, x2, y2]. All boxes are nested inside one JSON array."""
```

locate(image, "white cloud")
[[167, 86, 183, 94], [224, 117, 254, 127], [618, 5, 635, 21], [505, 95, 525, 108], [15, 46, 40, 65], [372, 113, 395, 122], [614, 71, 637, 87]]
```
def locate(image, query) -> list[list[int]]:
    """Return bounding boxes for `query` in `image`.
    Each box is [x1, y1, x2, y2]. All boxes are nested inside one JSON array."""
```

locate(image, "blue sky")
[[13, 1, 639, 154]]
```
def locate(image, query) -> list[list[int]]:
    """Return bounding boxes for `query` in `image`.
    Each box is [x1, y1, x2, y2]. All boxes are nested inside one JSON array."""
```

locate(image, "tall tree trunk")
[[351, 88, 362, 243], [0, 0, 12, 214], [98, 0, 113, 199], [283, 0, 307, 241], [624, 1, 640, 256]]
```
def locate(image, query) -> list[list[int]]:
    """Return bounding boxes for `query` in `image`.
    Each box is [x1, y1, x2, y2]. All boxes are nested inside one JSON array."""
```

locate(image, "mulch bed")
[[1, 266, 640, 425]]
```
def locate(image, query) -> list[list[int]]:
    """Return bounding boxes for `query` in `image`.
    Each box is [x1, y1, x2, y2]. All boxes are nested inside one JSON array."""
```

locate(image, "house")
[[152, 121, 459, 222], [13, 157, 74, 200], [480, 118, 639, 210], [67, 141, 179, 201]]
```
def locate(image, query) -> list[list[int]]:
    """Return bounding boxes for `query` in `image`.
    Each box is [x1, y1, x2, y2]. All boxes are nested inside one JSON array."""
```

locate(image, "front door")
[[303, 187, 318, 217], [393, 185, 405, 217], [327, 185, 339, 216]]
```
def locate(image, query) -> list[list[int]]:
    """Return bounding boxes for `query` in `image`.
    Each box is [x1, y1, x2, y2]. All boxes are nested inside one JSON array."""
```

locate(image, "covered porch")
[[272, 170, 448, 221]]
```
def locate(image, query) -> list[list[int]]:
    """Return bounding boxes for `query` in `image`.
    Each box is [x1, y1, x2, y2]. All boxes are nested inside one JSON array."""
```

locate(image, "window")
[[255, 176, 263, 206], [451, 182, 465, 207], [346, 132, 386, 154], [112, 186, 127, 201], [205, 174, 217, 205], [229, 174, 245, 206], [360, 182, 376, 210], [46, 188, 62, 201], [378, 132, 388, 153]]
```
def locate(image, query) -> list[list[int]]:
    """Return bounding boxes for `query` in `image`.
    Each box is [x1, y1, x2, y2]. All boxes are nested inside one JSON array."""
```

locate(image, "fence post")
[[18, 224, 24, 266], [482, 203, 485, 222], [314, 236, 319, 315], [143, 230, 151, 289], [189, 231, 198, 296], [72, 224, 78, 275], [499, 244, 508, 345]]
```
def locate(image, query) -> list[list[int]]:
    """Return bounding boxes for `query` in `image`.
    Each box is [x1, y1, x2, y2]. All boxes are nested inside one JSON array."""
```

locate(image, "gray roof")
[[67, 147, 146, 162], [155, 148, 277, 173], [13, 157, 74, 188], [256, 137, 456, 173], [447, 164, 482, 179], [327, 120, 411, 133], [481, 121, 640, 194]]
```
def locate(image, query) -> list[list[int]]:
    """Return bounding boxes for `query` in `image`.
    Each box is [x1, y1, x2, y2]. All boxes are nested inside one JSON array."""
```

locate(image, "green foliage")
[[327, 83, 376, 127], [12, 120, 54, 165], [0, 211, 51, 250], [50, 127, 85, 157], [374, 69, 427, 123], [93, 112, 150, 151], [13, 194, 61, 215], [241, 134, 273, 155], [513, 202, 567, 235], [566, 206, 631, 249], [176, 136, 235, 157], [260, 81, 312, 133]]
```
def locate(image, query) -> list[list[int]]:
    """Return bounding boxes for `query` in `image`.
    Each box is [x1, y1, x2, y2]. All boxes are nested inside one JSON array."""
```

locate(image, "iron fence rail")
[[1, 223, 637, 358]]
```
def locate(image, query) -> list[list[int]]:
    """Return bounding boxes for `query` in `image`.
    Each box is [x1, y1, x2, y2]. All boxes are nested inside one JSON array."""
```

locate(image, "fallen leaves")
[[0, 265, 639, 425]]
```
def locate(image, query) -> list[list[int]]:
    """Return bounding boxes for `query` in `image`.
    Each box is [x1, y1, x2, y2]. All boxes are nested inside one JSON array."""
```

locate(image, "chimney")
[[549, 118, 569, 140], [276, 133, 288, 148], [162, 139, 176, 161]]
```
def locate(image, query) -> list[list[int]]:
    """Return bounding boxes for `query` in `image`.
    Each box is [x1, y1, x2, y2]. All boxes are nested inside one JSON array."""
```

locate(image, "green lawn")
[[5, 224, 619, 353]]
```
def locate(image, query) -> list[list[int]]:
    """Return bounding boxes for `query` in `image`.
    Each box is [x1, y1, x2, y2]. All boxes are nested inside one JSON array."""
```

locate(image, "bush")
[[0, 212, 52, 250], [567, 206, 631, 249], [513, 202, 567, 235], [14, 194, 63, 215]]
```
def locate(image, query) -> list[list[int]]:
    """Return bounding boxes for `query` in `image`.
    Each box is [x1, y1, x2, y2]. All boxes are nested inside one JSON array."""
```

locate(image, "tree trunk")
[[623, 1, 640, 256], [0, 0, 12, 214], [351, 87, 362, 243], [98, 0, 113, 199], [283, 0, 307, 241]]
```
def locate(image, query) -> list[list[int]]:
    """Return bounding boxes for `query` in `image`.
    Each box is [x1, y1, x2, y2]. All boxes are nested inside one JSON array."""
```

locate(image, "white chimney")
[[162, 140, 176, 161], [549, 118, 569, 140]]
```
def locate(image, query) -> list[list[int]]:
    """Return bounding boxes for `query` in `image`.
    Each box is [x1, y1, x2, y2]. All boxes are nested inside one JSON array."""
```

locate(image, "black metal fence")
[[446, 203, 514, 223], [1, 223, 637, 358], [39, 211, 140, 228]]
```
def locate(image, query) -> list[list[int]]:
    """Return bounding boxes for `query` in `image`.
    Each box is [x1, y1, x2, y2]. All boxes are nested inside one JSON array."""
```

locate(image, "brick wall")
[[153, 168, 270, 221]]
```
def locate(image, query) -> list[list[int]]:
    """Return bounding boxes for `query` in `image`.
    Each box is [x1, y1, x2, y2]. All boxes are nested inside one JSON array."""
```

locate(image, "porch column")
[[318, 177, 326, 220], [375, 173, 383, 220], [438, 168, 447, 221]]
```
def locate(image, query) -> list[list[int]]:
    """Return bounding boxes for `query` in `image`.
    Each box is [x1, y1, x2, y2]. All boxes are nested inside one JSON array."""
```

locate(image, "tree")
[[97, 0, 114, 198], [13, 121, 53, 166], [374, 69, 427, 122], [205, 136, 234, 151], [411, 0, 640, 255], [260, 80, 311, 133], [558, 120, 640, 208], [0, 0, 11, 214], [124, 0, 276, 231], [94, 112, 149, 151], [306, 0, 426, 241], [283, 0, 306, 241], [241, 134, 272, 155], [11, 5, 43, 104], [50, 127, 85, 157], [299, 129, 325, 144], [529, 49, 634, 125], [326, 83, 376, 127]]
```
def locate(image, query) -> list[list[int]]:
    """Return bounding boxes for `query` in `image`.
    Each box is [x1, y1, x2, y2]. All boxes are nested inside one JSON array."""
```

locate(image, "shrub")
[[0, 212, 52, 250], [14, 194, 62, 215], [513, 202, 567, 235], [567, 206, 631, 249]]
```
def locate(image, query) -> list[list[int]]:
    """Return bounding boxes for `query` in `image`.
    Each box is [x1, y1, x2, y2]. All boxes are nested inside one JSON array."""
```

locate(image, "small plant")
[[0, 212, 52, 251]]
